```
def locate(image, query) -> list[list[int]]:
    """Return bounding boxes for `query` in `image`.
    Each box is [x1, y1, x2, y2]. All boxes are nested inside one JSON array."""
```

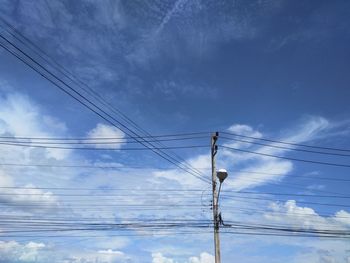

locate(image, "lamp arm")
[[217, 182, 223, 206]]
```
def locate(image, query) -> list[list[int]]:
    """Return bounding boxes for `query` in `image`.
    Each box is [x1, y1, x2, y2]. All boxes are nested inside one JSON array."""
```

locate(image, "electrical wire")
[[0, 32, 210, 184], [221, 131, 350, 153], [221, 136, 350, 157], [0, 21, 210, 183], [0, 142, 208, 151], [0, 17, 209, 179], [220, 145, 350, 168]]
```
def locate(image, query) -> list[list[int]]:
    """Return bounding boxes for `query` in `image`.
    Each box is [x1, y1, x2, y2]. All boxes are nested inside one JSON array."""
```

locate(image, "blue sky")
[[0, 0, 350, 262]]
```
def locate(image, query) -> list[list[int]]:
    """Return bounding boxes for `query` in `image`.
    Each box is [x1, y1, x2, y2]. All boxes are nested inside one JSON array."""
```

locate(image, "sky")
[[0, 0, 350, 262]]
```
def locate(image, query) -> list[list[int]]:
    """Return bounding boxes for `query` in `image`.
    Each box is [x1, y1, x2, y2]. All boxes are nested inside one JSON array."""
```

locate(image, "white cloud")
[[0, 240, 130, 263], [219, 200, 350, 263], [291, 244, 350, 263], [155, 0, 189, 36], [152, 252, 214, 263], [333, 210, 350, 226], [150, 117, 334, 192], [227, 124, 262, 138], [153, 80, 217, 100], [152, 252, 174, 263], [226, 160, 293, 191], [265, 200, 350, 231], [87, 123, 125, 149], [98, 249, 124, 255], [265, 200, 327, 229], [0, 93, 70, 160], [0, 170, 59, 215], [221, 117, 331, 190], [0, 90, 349, 262], [19, 242, 46, 262], [0, 183, 58, 210], [278, 116, 329, 148], [0, 93, 71, 212], [0, 241, 45, 262], [189, 252, 214, 263]]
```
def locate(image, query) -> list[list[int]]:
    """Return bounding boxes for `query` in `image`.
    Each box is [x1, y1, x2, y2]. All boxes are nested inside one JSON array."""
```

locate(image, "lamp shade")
[[216, 169, 228, 183]]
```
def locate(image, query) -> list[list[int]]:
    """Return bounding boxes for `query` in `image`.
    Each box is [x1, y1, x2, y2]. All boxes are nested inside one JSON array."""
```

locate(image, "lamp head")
[[217, 169, 228, 183]]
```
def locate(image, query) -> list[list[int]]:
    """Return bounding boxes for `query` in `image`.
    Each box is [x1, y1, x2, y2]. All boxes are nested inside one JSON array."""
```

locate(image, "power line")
[[0, 17, 209, 179], [221, 195, 350, 208], [0, 142, 208, 151], [0, 220, 348, 239], [0, 19, 210, 183], [220, 145, 350, 168], [227, 176, 350, 196], [0, 31, 210, 184], [227, 191, 350, 199], [221, 131, 350, 153], [231, 170, 350, 183], [0, 163, 176, 170], [1, 164, 348, 197], [0, 136, 208, 145], [1, 186, 350, 199], [1, 195, 349, 210], [215, 205, 350, 219], [1, 162, 349, 183], [0, 186, 205, 191], [0, 132, 209, 141], [221, 136, 350, 157]]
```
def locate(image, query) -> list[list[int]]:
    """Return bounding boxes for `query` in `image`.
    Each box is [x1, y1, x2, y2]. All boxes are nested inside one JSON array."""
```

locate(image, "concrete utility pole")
[[211, 132, 221, 263]]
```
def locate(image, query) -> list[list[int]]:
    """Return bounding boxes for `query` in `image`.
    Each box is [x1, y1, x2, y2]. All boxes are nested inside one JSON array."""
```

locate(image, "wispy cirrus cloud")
[[0, 88, 349, 262], [153, 114, 350, 193], [221, 116, 331, 191], [154, 0, 189, 36], [153, 80, 217, 100]]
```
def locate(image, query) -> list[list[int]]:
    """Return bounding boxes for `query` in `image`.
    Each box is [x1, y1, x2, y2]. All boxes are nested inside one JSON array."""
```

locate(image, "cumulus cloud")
[[152, 252, 174, 263], [0, 171, 59, 217], [152, 252, 214, 263], [87, 123, 125, 149], [0, 240, 130, 263], [0, 241, 45, 262], [333, 210, 350, 226], [98, 249, 124, 255], [0, 92, 348, 262], [265, 200, 327, 229], [290, 243, 350, 263], [189, 252, 214, 263], [0, 92, 70, 160], [0, 93, 70, 212], [265, 200, 350, 231]]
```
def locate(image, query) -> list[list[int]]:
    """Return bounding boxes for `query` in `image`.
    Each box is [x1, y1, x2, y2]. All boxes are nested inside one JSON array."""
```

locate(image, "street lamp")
[[217, 169, 228, 183], [211, 132, 228, 263], [216, 169, 228, 202]]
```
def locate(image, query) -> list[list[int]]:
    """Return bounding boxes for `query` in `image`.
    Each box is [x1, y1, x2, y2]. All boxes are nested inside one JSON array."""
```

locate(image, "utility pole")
[[211, 132, 221, 263]]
